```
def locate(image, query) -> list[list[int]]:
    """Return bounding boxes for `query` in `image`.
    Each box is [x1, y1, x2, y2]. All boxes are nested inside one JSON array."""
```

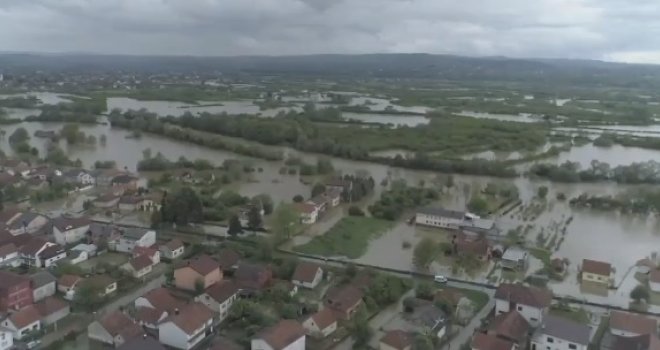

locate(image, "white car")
[[433, 275, 448, 283]]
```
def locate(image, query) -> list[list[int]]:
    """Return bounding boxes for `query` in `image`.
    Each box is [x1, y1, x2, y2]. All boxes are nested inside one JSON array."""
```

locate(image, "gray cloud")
[[1, 0, 660, 63]]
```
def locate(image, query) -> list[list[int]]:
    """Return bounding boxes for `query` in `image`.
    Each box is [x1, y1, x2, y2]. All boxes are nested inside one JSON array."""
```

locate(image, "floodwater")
[[550, 144, 660, 168], [343, 112, 429, 127], [555, 98, 571, 106], [2, 107, 40, 120], [456, 111, 543, 123], [0, 91, 78, 105], [106, 97, 300, 117], [348, 96, 431, 114]]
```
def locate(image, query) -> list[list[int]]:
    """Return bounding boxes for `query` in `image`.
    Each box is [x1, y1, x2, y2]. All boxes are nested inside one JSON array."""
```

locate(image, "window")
[[546, 337, 554, 343], [569, 344, 577, 350], [517, 306, 523, 311]]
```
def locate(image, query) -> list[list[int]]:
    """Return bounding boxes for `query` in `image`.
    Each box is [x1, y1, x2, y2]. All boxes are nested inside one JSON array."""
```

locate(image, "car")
[[434, 275, 448, 283], [27, 340, 41, 349]]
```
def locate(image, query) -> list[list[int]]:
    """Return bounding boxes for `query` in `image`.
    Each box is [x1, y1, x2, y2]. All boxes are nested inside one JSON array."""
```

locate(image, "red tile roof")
[[295, 202, 317, 214], [309, 308, 337, 331], [494, 283, 552, 308], [488, 311, 529, 342], [58, 274, 82, 289], [204, 281, 238, 304], [650, 270, 660, 284], [380, 330, 413, 350], [582, 259, 612, 276], [135, 306, 165, 325], [8, 305, 41, 329], [129, 255, 153, 271], [35, 296, 69, 317], [0, 270, 30, 292], [140, 288, 181, 311], [184, 254, 220, 276], [52, 216, 91, 232], [164, 302, 214, 335], [0, 243, 17, 257], [610, 311, 658, 336], [133, 246, 158, 259], [99, 311, 139, 337], [217, 249, 240, 269], [472, 333, 515, 350], [292, 262, 322, 284], [164, 239, 184, 251], [256, 320, 305, 350], [324, 285, 364, 314]]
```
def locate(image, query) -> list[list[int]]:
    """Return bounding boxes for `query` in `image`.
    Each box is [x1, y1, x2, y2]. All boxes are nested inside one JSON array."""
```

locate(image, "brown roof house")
[[610, 310, 658, 337], [35, 296, 70, 326], [87, 310, 143, 347], [494, 283, 552, 327], [217, 248, 241, 271], [291, 262, 324, 289], [158, 302, 215, 350], [486, 311, 530, 346], [251, 319, 306, 350], [612, 333, 660, 350], [134, 288, 183, 330], [471, 333, 515, 350], [174, 255, 222, 292], [531, 314, 591, 350], [235, 262, 273, 293], [324, 285, 364, 320], [302, 307, 338, 338], [380, 330, 413, 350], [160, 239, 185, 260], [195, 280, 239, 322], [581, 259, 613, 286], [58, 274, 83, 301], [122, 255, 155, 279], [1, 304, 41, 340]]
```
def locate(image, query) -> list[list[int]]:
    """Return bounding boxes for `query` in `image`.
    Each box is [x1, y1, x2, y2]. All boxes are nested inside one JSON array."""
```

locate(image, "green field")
[[294, 217, 394, 258]]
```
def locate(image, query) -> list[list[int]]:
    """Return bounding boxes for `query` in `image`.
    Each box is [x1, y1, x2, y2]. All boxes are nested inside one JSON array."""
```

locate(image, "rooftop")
[[292, 262, 322, 283], [582, 259, 612, 276], [610, 310, 658, 336], [380, 330, 413, 350], [255, 319, 305, 350], [494, 283, 552, 308], [30, 270, 57, 288], [417, 206, 465, 219], [163, 302, 214, 335], [534, 314, 591, 346], [472, 333, 515, 350], [8, 304, 41, 329], [204, 281, 239, 304], [309, 308, 337, 330]]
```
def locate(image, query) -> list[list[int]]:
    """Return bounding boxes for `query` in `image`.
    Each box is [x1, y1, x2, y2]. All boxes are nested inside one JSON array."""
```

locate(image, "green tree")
[[349, 309, 372, 347], [60, 123, 84, 144], [161, 187, 204, 225], [311, 183, 326, 198], [316, 157, 334, 174], [253, 194, 274, 215], [271, 203, 300, 242], [413, 238, 438, 269], [467, 195, 489, 216], [247, 206, 263, 229], [537, 186, 549, 199], [99, 134, 107, 146], [292, 194, 304, 203], [228, 215, 243, 236], [631, 285, 649, 303], [413, 334, 434, 350], [416, 281, 435, 300], [74, 281, 103, 311], [8, 127, 29, 145], [194, 279, 205, 294]]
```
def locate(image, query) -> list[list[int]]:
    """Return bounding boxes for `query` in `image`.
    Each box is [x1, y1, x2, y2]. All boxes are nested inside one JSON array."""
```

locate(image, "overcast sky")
[[1, 0, 660, 63]]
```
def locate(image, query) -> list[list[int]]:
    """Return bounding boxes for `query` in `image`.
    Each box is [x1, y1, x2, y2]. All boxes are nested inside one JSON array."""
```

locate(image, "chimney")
[[143, 334, 147, 339], [174, 308, 179, 315]]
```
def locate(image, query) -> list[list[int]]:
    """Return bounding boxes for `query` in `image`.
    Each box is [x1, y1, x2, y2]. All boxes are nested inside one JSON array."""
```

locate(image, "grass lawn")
[[529, 247, 551, 266], [446, 286, 490, 312], [78, 252, 129, 272], [549, 306, 590, 324], [294, 217, 394, 258]]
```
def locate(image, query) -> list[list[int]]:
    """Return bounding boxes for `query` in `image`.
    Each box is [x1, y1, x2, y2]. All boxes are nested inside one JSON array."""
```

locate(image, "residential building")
[[118, 196, 142, 212], [494, 283, 552, 327], [116, 228, 156, 253], [611, 333, 660, 350], [132, 246, 160, 265], [650, 270, 660, 293], [52, 216, 92, 245], [609, 311, 658, 337], [86, 275, 117, 297], [486, 311, 530, 347], [87, 310, 143, 347], [324, 285, 364, 320], [67, 250, 89, 264], [380, 330, 413, 350], [306, 195, 329, 215], [291, 262, 324, 289], [251, 319, 306, 350], [94, 193, 120, 209], [57, 274, 82, 301], [0, 159, 29, 177], [160, 239, 184, 260], [471, 333, 515, 350], [455, 233, 491, 260], [460, 216, 498, 236], [501, 247, 529, 271], [174, 254, 222, 291], [30, 271, 57, 302], [303, 308, 337, 338], [195, 281, 239, 321], [531, 314, 591, 350], [88, 223, 121, 249], [123, 255, 154, 278], [63, 169, 95, 186], [39, 244, 67, 267], [158, 302, 215, 350], [217, 248, 241, 271], [71, 243, 97, 257], [111, 174, 139, 191], [235, 263, 273, 293], [116, 335, 166, 350], [581, 259, 612, 286], [0, 243, 20, 268], [0, 271, 33, 311], [295, 203, 318, 224], [0, 328, 13, 350], [135, 306, 168, 331], [1, 211, 49, 235], [35, 296, 70, 325], [324, 188, 342, 207], [415, 207, 466, 229], [1, 305, 41, 340], [92, 169, 125, 187], [134, 287, 182, 311]]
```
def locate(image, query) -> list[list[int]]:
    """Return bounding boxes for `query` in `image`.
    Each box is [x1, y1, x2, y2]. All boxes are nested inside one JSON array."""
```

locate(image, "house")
[[87, 310, 143, 347], [134, 288, 182, 329], [0, 159, 29, 177], [92, 169, 126, 187], [295, 203, 318, 224], [88, 223, 121, 249], [116, 228, 156, 253], [291, 262, 324, 289], [174, 255, 222, 292], [0, 328, 12, 350], [501, 247, 529, 271], [0, 271, 33, 311], [94, 193, 120, 209], [217, 248, 241, 271], [53, 216, 92, 245], [111, 174, 139, 191], [380, 330, 413, 350], [19, 237, 63, 267], [324, 188, 342, 207], [460, 216, 498, 236], [30, 271, 57, 302], [195, 281, 239, 322], [160, 239, 184, 260], [1, 211, 49, 235], [325, 178, 352, 197], [486, 311, 530, 346], [58, 274, 82, 301], [531, 314, 591, 350], [135, 306, 168, 331], [123, 255, 154, 278], [650, 270, 660, 293], [609, 311, 658, 337], [454, 233, 491, 260], [133, 246, 160, 265], [251, 319, 306, 350], [86, 275, 117, 297], [415, 207, 465, 229], [0, 173, 19, 188], [67, 250, 89, 265], [35, 296, 70, 325], [235, 263, 273, 293], [158, 302, 215, 350], [494, 283, 552, 327], [116, 335, 166, 350], [471, 333, 515, 350], [303, 308, 337, 338], [581, 259, 612, 286], [71, 243, 98, 257], [39, 244, 67, 267], [0, 243, 20, 267], [324, 285, 364, 320], [63, 169, 95, 186], [1, 305, 41, 340], [118, 196, 143, 212], [306, 195, 329, 215], [611, 333, 660, 350]]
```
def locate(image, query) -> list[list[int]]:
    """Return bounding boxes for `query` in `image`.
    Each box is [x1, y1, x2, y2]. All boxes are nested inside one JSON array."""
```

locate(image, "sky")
[[1, 0, 660, 63]]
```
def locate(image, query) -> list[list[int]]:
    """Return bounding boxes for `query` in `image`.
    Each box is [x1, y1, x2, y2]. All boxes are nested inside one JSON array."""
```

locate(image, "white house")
[[87, 311, 142, 347], [58, 275, 82, 301], [0, 328, 13, 350], [251, 320, 306, 350], [0, 243, 20, 268], [291, 262, 324, 289], [295, 203, 319, 224], [2, 211, 49, 235], [63, 169, 96, 186], [195, 281, 239, 322], [30, 271, 57, 302], [1, 305, 41, 340], [609, 311, 658, 337], [415, 207, 466, 229], [531, 315, 590, 350], [494, 283, 552, 327], [122, 255, 154, 279], [52, 216, 91, 245], [116, 228, 156, 253], [160, 239, 185, 260], [158, 302, 215, 350], [20, 239, 66, 268], [302, 308, 337, 338], [68, 250, 89, 265]]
